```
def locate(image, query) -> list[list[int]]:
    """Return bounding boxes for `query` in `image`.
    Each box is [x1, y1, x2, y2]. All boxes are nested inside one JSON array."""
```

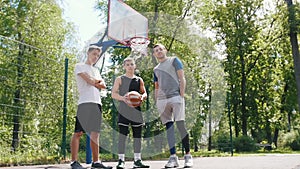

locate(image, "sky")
[[60, 0, 294, 50], [62, 0, 104, 46]]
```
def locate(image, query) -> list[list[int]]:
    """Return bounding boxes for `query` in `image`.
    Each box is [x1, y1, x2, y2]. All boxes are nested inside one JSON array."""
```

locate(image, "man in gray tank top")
[[153, 44, 193, 168]]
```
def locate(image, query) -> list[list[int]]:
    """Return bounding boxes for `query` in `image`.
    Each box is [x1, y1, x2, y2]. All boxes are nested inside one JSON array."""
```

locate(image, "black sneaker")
[[71, 161, 84, 169], [133, 160, 150, 168], [91, 162, 113, 169], [116, 159, 125, 169]]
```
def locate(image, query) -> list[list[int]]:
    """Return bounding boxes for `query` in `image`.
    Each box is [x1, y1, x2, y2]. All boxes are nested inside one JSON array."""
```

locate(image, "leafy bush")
[[234, 135, 258, 152], [289, 139, 300, 150], [212, 132, 232, 152], [278, 130, 300, 150]]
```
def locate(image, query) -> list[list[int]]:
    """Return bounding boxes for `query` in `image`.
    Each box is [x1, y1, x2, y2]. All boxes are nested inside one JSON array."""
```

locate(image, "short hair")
[[88, 45, 102, 53], [123, 57, 135, 65], [153, 43, 165, 49]]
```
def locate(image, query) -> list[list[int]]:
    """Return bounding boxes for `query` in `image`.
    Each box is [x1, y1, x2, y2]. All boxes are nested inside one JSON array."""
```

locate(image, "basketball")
[[125, 91, 142, 107]]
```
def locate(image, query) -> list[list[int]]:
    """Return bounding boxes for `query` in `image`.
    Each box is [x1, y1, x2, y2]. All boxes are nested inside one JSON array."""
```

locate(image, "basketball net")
[[129, 37, 150, 59]]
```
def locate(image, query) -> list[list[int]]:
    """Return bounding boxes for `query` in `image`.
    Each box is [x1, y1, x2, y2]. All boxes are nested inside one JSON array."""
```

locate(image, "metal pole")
[[86, 135, 92, 164], [112, 63, 117, 159], [112, 103, 117, 159], [146, 86, 150, 148], [227, 91, 233, 156], [61, 58, 68, 159]]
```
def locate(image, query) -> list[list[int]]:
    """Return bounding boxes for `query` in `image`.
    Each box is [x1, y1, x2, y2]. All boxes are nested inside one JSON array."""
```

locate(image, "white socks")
[[134, 153, 141, 161], [93, 160, 101, 163], [118, 154, 125, 161], [118, 153, 141, 161]]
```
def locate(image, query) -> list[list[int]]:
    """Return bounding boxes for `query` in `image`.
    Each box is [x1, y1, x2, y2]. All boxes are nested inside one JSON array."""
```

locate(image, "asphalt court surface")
[[1, 154, 300, 169]]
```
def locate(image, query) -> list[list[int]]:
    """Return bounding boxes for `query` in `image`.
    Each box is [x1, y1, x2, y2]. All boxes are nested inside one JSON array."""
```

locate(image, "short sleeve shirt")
[[153, 57, 183, 99], [75, 63, 102, 105]]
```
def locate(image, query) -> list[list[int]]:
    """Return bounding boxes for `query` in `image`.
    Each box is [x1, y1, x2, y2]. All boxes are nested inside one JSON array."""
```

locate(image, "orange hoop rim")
[[128, 37, 150, 55], [128, 37, 150, 46]]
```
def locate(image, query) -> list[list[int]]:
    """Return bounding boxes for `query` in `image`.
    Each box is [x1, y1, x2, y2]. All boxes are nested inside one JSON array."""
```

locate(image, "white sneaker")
[[184, 154, 193, 168], [165, 155, 179, 168]]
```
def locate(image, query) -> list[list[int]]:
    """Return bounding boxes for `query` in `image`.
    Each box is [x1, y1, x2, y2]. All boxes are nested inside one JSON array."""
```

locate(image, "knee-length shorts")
[[156, 95, 185, 124], [74, 103, 102, 133]]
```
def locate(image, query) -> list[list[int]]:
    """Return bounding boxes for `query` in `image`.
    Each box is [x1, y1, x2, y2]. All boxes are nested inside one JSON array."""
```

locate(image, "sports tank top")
[[119, 75, 141, 110]]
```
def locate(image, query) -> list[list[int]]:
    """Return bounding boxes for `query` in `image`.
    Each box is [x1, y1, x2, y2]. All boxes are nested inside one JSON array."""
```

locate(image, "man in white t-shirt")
[[70, 45, 112, 169]]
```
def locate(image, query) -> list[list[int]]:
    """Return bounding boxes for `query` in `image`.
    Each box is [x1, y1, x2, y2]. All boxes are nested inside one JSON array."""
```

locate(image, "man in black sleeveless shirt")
[[111, 57, 149, 169]]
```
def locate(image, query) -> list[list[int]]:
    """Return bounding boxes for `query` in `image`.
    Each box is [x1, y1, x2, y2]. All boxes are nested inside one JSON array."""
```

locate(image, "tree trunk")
[[230, 85, 239, 137], [11, 36, 24, 151], [11, 90, 20, 152], [208, 85, 212, 151], [286, 0, 300, 112], [233, 93, 239, 137], [151, 1, 159, 66], [273, 128, 279, 148], [265, 120, 272, 144], [241, 59, 248, 136]]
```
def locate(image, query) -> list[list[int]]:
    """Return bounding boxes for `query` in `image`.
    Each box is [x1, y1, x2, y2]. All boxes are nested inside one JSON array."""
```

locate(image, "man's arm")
[[139, 78, 147, 101], [154, 82, 159, 101], [78, 72, 106, 89], [173, 57, 185, 97], [111, 77, 126, 101], [153, 73, 159, 101], [95, 79, 106, 89], [177, 69, 186, 97]]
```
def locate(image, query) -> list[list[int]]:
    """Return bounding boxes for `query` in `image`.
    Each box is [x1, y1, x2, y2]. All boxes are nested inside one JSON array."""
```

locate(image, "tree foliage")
[[2, 0, 300, 165], [198, 0, 300, 147], [0, 0, 78, 164]]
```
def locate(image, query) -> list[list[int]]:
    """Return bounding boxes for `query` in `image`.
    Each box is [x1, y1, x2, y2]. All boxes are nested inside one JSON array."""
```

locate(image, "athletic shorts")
[[118, 113, 144, 127], [156, 95, 185, 124], [74, 103, 102, 133], [118, 102, 144, 127]]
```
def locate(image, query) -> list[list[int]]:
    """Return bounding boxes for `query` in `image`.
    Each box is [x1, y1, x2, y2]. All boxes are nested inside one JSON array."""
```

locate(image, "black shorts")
[[118, 102, 144, 127], [74, 103, 102, 133]]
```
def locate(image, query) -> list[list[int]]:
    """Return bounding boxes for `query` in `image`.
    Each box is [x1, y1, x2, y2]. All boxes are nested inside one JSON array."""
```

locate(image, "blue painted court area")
[[1, 154, 300, 169]]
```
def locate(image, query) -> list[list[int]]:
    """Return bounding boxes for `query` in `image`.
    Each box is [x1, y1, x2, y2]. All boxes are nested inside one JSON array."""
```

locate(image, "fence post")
[[61, 57, 68, 159]]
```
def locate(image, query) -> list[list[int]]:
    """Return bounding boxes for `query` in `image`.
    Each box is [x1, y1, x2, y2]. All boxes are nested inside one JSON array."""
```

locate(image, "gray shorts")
[[74, 103, 102, 133], [156, 95, 185, 124]]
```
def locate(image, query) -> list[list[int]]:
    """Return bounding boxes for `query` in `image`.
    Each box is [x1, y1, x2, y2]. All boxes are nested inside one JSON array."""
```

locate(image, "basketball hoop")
[[108, 0, 149, 57], [129, 37, 150, 56]]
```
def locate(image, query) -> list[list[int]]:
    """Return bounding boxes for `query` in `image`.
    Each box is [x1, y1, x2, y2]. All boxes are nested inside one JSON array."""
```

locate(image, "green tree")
[[285, 0, 300, 112], [198, 0, 300, 147], [0, 0, 78, 162]]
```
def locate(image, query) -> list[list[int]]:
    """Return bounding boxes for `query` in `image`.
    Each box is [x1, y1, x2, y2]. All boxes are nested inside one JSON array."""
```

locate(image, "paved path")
[[1, 154, 300, 169]]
